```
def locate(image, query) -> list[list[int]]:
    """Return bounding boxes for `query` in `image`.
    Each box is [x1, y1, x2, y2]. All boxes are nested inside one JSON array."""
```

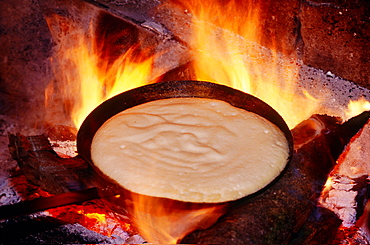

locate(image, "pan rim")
[[76, 80, 293, 171]]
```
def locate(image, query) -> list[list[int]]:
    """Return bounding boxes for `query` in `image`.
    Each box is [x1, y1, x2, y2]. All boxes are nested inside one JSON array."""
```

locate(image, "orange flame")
[[44, 1, 370, 244], [125, 192, 227, 243], [183, 0, 320, 128], [45, 14, 156, 129], [47, 202, 133, 239]]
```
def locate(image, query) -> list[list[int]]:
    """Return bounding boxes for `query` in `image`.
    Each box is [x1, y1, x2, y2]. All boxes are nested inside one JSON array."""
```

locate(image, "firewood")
[[6, 134, 130, 225], [8, 112, 370, 244], [181, 112, 370, 244], [8, 134, 96, 195], [47, 125, 77, 141], [289, 206, 342, 244], [319, 116, 370, 242]]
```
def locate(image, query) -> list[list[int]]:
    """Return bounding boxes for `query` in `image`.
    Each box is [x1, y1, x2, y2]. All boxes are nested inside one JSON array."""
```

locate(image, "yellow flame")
[[45, 15, 155, 129], [45, 0, 357, 242], [187, 0, 320, 128], [345, 97, 370, 120], [127, 192, 227, 244], [69, 41, 155, 128]]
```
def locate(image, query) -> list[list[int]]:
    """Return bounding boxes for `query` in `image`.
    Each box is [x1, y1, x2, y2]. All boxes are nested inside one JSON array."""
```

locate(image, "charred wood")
[[319, 115, 370, 243], [8, 134, 96, 195], [182, 112, 370, 244], [0, 215, 119, 245], [289, 206, 342, 244], [7, 111, 370, 244]]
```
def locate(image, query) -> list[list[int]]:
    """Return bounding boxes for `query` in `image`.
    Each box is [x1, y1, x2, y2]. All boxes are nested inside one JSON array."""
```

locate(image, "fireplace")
[[0, 0, 369, 243]]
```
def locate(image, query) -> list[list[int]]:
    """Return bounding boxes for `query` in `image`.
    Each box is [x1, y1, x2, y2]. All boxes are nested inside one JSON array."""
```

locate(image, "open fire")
[[1, 0, 369, 244], [44, 0, 326, 130]]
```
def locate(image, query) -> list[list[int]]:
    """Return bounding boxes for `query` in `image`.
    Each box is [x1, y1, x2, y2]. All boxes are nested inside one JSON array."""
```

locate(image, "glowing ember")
[[46, 202, 133, 240], [77, 210, 106, 223]]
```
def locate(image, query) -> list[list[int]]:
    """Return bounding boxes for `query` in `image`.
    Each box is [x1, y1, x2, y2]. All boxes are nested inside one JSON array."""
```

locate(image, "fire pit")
[[0, 0, 369, 244]]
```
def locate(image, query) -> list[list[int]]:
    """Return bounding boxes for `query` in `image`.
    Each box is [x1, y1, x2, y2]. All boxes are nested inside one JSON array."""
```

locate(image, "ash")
[[319, 118, 370, 243], [49, 140, 78, 158], [320, 175, 368, 227]]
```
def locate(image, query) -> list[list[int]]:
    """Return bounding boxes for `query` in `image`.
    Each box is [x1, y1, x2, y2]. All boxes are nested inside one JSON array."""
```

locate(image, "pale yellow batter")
[[91, 98, 289, 203]]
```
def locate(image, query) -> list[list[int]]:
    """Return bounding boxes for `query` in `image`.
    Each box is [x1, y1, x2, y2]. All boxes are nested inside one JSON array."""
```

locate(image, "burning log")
[[8, 134, 95, 196], [182, 112, 370, 244], [5, 111, 370, 244], [5, 133, 141, 243], [319, 116, 370, 243], [289, 206, 342, 244]]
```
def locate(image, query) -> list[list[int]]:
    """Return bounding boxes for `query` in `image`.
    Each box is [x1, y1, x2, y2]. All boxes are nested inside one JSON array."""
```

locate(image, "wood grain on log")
[[8, 134, 96, 195]]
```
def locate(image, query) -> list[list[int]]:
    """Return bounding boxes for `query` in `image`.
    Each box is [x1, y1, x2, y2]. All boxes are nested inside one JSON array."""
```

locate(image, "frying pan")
[[77, 80, 293, 170]]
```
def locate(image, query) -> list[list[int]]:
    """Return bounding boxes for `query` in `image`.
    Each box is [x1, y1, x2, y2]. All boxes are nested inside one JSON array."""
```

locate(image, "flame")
[[45, 14, 156, 129], [345, 97, 370, 120], [126, 192, 227, 243], [184, 0, 320, 128], [44, 1, 370, 243]]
